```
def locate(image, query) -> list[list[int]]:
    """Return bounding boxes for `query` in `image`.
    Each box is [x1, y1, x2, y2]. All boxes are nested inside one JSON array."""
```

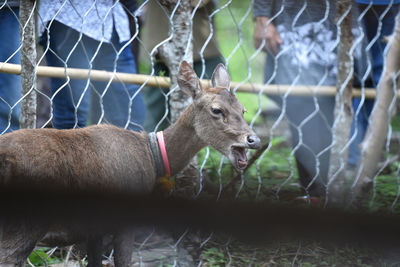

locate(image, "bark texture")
[[158, 0, 198, 198], [19, 0, 37, 129], [327, 0, 354, 206], [352, 14, 400, 202], [159, 0, 193, 122]]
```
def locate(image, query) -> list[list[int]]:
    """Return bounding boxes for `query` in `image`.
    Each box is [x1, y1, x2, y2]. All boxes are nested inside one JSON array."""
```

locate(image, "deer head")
[[177, 61, 261, 170]]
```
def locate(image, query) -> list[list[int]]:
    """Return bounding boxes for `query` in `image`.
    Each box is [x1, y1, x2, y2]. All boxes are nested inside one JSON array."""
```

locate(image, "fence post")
[[158, 0, 198, 199], [19, 0, 37, 129], [158, 0, 193, 122], [352, 14, 400, 203], [327, 0, 354, 206]]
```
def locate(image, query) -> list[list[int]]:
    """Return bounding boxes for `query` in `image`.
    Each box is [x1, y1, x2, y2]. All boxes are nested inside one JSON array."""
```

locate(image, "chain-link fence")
[[1, 0, 400, 266]]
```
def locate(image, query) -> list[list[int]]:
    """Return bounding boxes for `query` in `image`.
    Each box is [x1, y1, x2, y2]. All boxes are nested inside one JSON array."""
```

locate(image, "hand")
[[253, 16, 283, 55]]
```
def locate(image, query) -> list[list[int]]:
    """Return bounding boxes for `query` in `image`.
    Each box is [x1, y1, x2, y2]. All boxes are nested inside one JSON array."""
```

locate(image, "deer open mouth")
[[231, 146, 247, 170]]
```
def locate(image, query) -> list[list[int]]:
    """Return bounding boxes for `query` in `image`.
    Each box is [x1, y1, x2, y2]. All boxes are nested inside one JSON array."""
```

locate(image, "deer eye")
[[211, 108, 222, 115]]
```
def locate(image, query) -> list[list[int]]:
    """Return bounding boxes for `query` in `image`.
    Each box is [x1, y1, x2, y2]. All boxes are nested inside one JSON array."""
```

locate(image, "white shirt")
[[38, 0, 130, 43]]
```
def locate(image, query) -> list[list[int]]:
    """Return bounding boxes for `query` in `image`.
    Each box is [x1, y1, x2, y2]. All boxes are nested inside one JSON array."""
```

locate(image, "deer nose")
[[246, 135, 261, 149]]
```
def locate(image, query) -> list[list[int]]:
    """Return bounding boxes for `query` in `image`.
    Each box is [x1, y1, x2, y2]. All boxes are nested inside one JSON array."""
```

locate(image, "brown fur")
[[0, 125, 155, 194]]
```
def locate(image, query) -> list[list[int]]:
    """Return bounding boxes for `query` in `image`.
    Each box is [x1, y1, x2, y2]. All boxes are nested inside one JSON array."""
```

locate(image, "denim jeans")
[[348, 4, 400, 167], [42, 21, 145, 130], [268, 94, 335, 197], [0, 7, 21, 133]]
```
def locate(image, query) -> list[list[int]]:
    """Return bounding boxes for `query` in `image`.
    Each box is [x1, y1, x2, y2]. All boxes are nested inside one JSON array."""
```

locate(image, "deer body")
[[0, 125, 155, 193], [0, 62, 260, 266]]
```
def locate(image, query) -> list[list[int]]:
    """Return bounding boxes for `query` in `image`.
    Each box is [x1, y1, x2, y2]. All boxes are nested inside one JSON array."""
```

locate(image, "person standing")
[[253, 0, 338, 198], [38, 0, 145, 130]]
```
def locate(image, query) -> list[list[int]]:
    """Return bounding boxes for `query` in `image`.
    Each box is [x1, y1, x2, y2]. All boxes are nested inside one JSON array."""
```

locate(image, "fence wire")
[[1, 0, 400, 266]]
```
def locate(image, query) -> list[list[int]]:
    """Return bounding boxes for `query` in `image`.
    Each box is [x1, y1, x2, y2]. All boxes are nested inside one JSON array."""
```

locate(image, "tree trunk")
[[327, 0, 354, 206], [158, 0, 198, 198], [156, 3, 198, 265], [352, 14, 400, 203], [19, 0, 37, 129]]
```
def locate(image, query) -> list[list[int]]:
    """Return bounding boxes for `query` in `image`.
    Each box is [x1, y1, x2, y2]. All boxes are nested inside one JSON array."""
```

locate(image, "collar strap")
[[156, 131, 171, 178], [148, 131, 171, 179], [148, 132, 164, 178]]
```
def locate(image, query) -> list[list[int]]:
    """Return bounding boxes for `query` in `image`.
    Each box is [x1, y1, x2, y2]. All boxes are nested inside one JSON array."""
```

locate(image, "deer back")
[[0, 124, 156, 194]]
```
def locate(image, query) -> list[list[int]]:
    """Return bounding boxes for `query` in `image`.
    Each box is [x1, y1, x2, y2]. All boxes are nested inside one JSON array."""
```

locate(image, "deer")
[[0, 61, 261, 266]]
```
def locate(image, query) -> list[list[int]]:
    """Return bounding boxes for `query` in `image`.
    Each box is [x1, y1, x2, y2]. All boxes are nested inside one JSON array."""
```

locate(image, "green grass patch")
[[28, 247, 62, 266]]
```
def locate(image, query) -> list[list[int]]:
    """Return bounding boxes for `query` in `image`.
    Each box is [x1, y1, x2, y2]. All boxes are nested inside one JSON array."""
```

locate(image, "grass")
[[369, 173, 400, 213], [201, 238, 389, 267], [28, 247, 62, 266]]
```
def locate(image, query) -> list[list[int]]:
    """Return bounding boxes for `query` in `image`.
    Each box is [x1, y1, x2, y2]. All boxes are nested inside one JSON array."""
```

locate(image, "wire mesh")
[[1, 0, 400, 266]]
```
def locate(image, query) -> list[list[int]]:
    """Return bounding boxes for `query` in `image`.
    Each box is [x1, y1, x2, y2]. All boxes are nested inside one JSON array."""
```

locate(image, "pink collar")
[[156, 131, 171, 177]]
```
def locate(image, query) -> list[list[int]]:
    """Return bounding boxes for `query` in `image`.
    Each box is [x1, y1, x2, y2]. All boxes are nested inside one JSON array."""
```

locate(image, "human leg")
[[0, 7, 21, 133], [363, 4, 399, 85], [348, 98, 374, 167], [41, 21, 93, 129], [268, 94, 335, 196], [288, 96, 335, 196], [348, 4, 399, 166], [90, 33, 145, 131]]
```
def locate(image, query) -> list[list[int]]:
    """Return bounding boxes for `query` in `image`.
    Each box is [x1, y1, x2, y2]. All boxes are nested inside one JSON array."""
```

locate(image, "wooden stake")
[[0, 62, 393, 99]]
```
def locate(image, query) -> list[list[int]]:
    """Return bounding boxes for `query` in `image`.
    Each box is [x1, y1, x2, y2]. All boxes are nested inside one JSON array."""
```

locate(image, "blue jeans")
[[0, 7, 21, 133], [42, 21, 145, 130], [348, 4, 399, 167]]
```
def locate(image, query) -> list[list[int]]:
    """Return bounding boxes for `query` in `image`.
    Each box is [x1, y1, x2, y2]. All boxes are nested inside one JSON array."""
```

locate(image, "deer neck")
[[162, 104, 206, 176]]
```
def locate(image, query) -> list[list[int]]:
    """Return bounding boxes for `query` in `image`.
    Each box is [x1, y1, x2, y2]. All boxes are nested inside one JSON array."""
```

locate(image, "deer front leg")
[[0, 219, 48, 266], [113, 227, 136, 267], [86, 235, 103, 267]]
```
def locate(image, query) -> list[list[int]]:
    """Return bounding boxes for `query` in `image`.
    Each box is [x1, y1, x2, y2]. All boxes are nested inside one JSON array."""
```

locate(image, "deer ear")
[[211, 63, 230, 89], [177, 61, 202, 99]]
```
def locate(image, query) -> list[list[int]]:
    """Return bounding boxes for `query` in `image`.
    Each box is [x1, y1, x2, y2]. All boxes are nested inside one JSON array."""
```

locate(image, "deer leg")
[[86, 235, 103, 267], [113, 228, 136, 267], [0, 218, 48, 266]]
